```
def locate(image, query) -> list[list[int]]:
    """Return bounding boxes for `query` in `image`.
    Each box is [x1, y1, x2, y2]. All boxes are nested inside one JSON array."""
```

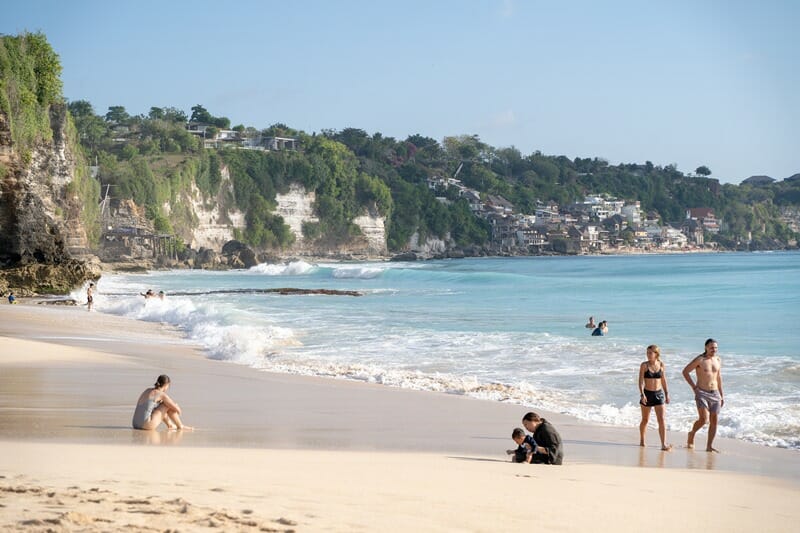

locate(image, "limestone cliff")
[[0, 105, 100, 294], [164, 165, 246, 251], [274, 184, 387, 258]]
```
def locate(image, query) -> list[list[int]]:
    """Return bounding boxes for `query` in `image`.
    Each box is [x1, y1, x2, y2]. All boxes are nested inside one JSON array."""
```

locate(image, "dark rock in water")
[[270, 287, 362, 297], [221, 240, 249, 255], [390, 252, 418, 262], [36, 298, 78, 306], [0, 259, 101, 295], [168, 287, 363, 297], [222, 240, 257, 269], [194, 247, 219, 268], [238, 248, 258, 268]]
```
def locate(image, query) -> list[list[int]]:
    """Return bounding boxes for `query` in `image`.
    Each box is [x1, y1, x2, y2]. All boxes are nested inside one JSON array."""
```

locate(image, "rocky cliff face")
[[274, 184, 319, 252], [274, 184, 387, 258], [0, 105, 100, 294], [164, 165, 247, 251]]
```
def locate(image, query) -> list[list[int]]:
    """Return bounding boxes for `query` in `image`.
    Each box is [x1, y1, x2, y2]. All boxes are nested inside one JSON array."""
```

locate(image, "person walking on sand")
[[682, 338, 724, 452], [521, 411, 564, 464], [638, 344, 672, 451], [132, 374, 192, 431], [86, 282, 94, 311]]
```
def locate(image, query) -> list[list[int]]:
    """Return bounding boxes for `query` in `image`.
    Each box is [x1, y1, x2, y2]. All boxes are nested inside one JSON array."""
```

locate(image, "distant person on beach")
[[682, 338, 724, 452], [585, 316, 596, 329], [141, 289, 155, 299], [158, 290, 165, 300], [86, 282, 94, 311], [7, 291, 16, 304], [638, 344, 672, 451], [591, 320, 608, 336], [132, 374, 192, 431], [506, 427, 537, 463], [521, 412, 564, 464]]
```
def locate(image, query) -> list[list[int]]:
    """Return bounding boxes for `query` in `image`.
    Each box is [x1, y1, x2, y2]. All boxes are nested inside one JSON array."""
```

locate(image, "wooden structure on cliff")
[[98, 194, 177, 261]]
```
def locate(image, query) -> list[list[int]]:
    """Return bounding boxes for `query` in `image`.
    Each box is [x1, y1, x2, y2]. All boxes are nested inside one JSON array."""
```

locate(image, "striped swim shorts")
[[694, 388, 722, 414]]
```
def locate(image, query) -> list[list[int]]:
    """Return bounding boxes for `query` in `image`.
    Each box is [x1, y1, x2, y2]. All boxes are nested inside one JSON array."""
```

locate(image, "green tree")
[[105, 105, 130, 124], [25, 31, 63, 106], [190, 104, 212, 123], [696, 165, 712, 177]]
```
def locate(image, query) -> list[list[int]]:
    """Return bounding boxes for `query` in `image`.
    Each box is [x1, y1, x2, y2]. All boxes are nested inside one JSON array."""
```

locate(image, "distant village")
[[425, 174, 721, 254]]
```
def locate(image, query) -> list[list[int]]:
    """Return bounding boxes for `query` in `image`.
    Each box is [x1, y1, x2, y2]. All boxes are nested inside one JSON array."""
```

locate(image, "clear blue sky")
[[4, 0, 798, 183]]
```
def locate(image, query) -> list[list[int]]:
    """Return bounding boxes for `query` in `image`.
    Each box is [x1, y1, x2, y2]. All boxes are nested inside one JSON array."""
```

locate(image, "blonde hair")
[[647, 344, 661, 361]]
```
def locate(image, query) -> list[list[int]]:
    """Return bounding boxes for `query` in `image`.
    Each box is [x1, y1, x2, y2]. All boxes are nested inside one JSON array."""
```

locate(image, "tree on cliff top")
[[0, 32, 64, 151]]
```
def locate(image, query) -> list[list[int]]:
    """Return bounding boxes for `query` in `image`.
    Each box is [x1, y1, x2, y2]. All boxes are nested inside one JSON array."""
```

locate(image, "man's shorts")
[[695, 388, 722, 414]]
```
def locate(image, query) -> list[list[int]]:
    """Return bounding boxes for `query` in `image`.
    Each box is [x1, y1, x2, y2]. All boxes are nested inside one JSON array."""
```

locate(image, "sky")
[[3, 0, 798, 184]]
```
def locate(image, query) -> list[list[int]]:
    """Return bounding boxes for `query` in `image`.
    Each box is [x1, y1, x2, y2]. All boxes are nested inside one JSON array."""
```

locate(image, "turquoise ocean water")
[[81, 252, 800, 448]]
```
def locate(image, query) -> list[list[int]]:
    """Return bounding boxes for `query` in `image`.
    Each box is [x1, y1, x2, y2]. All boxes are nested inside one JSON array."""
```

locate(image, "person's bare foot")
[[639, 440, 645, 447], [706, 447, 719, 453], [661, 444, 673, 451], [687, 432, 695, 449]]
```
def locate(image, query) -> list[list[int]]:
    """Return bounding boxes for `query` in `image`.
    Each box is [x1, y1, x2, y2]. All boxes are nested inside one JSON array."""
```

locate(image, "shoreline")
[[1, 304, 798, 530], [2, 303, 799, 477]]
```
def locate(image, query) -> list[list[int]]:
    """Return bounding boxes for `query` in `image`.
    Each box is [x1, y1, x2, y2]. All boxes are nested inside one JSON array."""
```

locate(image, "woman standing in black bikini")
[[638, 345, 672, 450]]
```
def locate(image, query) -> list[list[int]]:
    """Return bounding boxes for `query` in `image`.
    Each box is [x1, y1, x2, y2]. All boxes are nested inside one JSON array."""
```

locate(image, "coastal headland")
[[1, 303, 798, 531]]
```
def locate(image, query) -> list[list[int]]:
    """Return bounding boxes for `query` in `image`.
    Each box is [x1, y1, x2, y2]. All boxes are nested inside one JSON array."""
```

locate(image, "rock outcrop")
[[274, 184, 387, 258], [0, 105, 99, 294], [173, 165, 246, 250]]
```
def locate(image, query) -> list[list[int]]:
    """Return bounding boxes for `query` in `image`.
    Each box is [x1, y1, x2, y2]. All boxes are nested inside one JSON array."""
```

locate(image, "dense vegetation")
[[0, 32, 63, 162]]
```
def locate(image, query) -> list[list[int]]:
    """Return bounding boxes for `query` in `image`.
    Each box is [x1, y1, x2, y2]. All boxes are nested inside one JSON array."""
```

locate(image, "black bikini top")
[[644, 366, 663, 379]]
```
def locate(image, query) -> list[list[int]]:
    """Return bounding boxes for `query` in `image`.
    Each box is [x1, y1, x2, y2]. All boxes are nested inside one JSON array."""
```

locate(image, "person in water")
[[682, 338, 724, 452], [585, 316, 596, 329], [591, 320, 608, 336], [638, 344, 672, 451], [7, 291, 16, 304], [141, 289, 156, 299], [132, 374, 192, 431]]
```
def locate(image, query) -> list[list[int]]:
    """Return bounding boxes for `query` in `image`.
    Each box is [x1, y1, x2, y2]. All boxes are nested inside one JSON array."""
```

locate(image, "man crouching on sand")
[[521, 412, 564, 465], [682, 338, 724, 452]]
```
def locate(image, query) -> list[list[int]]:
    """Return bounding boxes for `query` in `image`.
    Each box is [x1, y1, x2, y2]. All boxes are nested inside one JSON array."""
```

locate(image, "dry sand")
[[1, 303, 798, 532]]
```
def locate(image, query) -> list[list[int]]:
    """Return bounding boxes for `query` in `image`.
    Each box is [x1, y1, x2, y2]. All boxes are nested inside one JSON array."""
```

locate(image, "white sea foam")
[[330, 266, 385, 279], [248, 260, 315, 276]]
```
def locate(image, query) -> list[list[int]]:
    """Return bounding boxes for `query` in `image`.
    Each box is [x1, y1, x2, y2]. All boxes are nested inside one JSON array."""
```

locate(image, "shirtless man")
[[682, 338, 724, 452]]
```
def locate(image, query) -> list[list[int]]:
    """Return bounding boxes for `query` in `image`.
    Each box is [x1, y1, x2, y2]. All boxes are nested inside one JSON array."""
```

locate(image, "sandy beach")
[[1, 303, 799, 532]]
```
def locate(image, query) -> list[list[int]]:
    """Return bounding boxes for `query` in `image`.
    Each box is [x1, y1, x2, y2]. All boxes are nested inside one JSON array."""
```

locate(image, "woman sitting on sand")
[[638, 345, 671, 451], [132, 374, 192, 431]]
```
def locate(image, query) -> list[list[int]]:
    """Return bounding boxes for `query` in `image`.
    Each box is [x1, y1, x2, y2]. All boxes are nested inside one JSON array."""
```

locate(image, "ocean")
[[79, 251, 800, 449]]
